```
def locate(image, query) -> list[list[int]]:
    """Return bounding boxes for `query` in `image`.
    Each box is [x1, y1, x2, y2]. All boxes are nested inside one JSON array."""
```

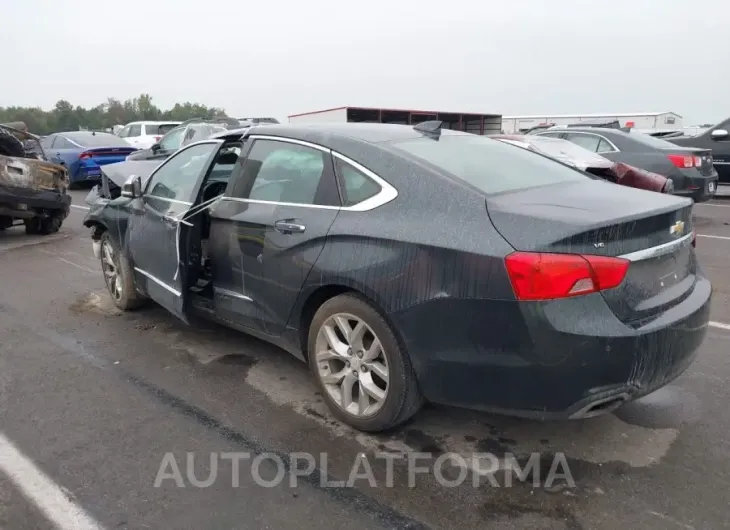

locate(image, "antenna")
[[413, 120, 442, 137]]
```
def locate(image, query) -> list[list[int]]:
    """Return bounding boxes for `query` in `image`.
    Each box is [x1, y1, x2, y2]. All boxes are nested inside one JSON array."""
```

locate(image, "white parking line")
[[710, 321, 730, 331], [0, 432, 104, 530], [696, 202, 730, 208], [697, 234, 730, 241], [71, 205, 90, 211]]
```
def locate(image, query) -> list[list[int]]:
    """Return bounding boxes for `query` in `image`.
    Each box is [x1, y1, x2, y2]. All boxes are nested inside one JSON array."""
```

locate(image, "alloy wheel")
[[315, 313, 389, 417], [101, 240, 123, 301]]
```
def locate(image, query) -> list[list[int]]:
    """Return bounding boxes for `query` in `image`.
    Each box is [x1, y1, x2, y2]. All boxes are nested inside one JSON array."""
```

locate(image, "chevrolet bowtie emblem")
[[669, 220, 685, 237]]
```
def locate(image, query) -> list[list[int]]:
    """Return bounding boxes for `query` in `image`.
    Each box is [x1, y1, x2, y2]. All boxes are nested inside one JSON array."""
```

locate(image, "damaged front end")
[[83, 159, 161, 253]]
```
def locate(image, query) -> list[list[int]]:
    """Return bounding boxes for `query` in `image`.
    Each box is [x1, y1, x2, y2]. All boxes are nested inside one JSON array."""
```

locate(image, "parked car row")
[[82, 121, 711, 432], [491, 134, 674, 194], [522, 126, 718, 202]]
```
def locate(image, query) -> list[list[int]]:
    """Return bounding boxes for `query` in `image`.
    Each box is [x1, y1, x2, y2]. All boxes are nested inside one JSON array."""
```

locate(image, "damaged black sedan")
[[83, 122, 711, 432]]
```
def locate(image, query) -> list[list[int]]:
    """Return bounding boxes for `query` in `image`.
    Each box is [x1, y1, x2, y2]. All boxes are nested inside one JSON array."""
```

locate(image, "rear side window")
[[391, 134, 588, 195], [564, 133, 601, 152], [334, 158, 381, 206]]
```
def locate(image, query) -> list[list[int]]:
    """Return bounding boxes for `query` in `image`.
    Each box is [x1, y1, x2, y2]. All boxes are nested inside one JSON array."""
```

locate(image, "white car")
[[117, 121, 181, 149]]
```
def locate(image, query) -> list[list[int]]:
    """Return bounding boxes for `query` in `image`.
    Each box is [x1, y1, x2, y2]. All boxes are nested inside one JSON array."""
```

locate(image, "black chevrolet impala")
[[82, 122, 711, 432]]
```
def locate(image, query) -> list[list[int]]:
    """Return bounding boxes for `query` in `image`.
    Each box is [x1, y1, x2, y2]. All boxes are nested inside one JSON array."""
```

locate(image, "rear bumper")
[[0, 184, 71, 218], [392, 273, 711, 420], [674, 169, 718, 202]]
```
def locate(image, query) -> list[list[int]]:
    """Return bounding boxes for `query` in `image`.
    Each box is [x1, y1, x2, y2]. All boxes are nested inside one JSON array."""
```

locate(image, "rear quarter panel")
[[287, 138, 517, 325]]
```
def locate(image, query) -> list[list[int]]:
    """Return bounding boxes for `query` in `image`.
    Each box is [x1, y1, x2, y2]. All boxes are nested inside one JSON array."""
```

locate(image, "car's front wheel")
[[308, 293, 423, 432], [99, 232, 145, 311]]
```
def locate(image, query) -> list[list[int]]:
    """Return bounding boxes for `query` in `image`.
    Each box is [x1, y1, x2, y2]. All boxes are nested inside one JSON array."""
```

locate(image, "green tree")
[[0, 94, 229, 135]]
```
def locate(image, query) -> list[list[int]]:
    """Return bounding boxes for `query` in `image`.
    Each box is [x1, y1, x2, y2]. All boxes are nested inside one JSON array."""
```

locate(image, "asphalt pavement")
[[1, 190, 729, 529]]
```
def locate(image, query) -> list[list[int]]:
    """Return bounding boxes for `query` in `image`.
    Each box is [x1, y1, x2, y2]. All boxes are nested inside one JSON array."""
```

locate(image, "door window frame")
[[128, 124, 143, 137], [223, 135, 398, 212], [562, 131, 621, 153], [143, 139, 223, 207]]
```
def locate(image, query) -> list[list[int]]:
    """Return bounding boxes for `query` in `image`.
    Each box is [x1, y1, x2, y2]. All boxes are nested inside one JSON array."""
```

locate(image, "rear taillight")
[[693, 156, 702, 167], [154, 136, 161, 141], [79, 152, 92, 160], [504, 252, 630, 301], [667, 154, 694, 169]]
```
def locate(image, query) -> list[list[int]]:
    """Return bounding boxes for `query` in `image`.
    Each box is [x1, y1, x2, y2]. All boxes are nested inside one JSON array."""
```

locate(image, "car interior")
[[185, 141, 242, 298]]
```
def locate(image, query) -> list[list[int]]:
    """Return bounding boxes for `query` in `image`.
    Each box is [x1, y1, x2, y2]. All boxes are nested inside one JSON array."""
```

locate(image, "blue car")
[[41, 131, 138, 187]]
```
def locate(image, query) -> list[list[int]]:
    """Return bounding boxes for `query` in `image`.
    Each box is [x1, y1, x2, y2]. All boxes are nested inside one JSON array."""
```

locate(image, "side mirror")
[[121, 175, 142, 199], [151, 143, 160, 152], [711, 129, 728, 140]]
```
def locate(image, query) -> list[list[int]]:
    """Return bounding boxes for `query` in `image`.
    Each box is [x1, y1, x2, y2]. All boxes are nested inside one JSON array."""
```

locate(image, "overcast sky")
[[2, 0, 725, 124]]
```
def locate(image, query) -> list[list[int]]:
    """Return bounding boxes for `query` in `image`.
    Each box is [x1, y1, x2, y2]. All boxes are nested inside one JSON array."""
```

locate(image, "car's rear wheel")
[[308, 293, 423, 432], [99, 232, 145, 311]]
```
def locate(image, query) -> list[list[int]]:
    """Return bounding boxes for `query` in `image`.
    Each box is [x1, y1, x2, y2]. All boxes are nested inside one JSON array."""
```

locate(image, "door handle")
[[274, 220, 306, 234]]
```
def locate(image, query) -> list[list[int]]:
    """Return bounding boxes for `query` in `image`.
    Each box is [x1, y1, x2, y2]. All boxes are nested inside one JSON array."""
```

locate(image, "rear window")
[[391, 134, 590, 195], [145, 123, 179, 135], [64, 132, 131, 147], [527, 136, 611, 166], [626, 131, 684, 149]]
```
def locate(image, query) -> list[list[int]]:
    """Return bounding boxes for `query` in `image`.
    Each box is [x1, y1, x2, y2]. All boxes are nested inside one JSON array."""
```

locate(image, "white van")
[[117, 121, 181, 149]]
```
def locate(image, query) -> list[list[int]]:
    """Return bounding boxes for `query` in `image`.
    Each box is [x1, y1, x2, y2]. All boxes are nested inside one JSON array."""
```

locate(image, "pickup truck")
[[668, 117, 730, 184]]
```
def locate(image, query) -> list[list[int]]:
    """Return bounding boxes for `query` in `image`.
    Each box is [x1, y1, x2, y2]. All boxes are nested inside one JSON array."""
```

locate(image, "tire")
[[23, 213, 63, 235], [99, 231, 145, 311], [24, 218, 41, 235], [308, 293, 423, 432]]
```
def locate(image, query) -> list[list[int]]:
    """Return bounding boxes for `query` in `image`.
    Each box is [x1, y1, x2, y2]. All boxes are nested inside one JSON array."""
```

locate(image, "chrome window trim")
[[134, 267, 181, 296], [223, 136, 398, 212], [247, 135, 332, 153], [536, 131, 621, 153], [331, 151, 398, 211], [220, 197, 340, 210], [618, 232, 693, 262], [564, 131, 621, 153]]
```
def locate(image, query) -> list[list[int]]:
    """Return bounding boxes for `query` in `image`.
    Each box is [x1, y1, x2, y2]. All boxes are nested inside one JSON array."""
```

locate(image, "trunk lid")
[[81, 146, 137, 167], [488, 180, 696, 326]]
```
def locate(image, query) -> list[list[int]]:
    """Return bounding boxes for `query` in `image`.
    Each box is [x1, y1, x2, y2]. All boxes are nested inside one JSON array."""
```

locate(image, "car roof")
[[126, 121, 181, 125], [214, 122, 473, 145], [546, 127, 628, 137], [58, 130, 115, 136]]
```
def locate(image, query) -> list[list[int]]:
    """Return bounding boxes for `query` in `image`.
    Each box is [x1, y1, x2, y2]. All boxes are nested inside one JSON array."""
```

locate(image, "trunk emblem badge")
[[670, 221, 685, 237]]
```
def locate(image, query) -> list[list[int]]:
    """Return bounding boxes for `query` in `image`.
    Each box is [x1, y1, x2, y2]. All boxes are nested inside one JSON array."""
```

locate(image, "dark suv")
[[668, 116, 730, 185]]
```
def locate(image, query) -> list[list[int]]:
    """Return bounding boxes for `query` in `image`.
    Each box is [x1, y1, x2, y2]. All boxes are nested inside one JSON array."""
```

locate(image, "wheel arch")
[[295, 284, 410, 367], [84, 219, 108, 240]]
